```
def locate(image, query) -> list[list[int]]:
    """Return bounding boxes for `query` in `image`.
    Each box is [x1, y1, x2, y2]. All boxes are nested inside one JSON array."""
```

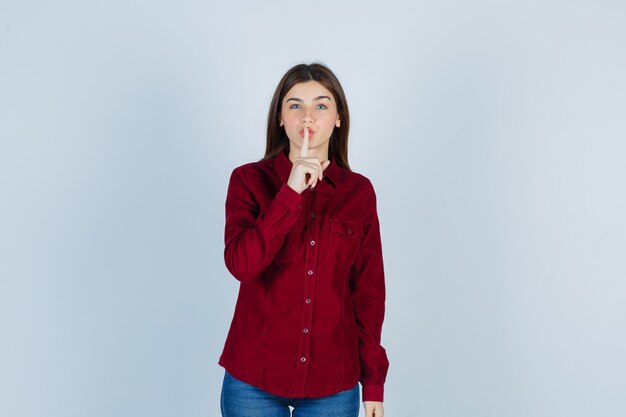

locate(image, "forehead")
[[283, 80, 335, 101]]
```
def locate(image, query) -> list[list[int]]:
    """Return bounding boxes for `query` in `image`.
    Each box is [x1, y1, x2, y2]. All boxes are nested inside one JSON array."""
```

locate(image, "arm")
[[223, 167, 304, 282], [349, 180, 389, 404]]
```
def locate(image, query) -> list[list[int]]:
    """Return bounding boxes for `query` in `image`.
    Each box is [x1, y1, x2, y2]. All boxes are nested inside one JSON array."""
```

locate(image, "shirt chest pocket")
[[327, 219, 364, 269]]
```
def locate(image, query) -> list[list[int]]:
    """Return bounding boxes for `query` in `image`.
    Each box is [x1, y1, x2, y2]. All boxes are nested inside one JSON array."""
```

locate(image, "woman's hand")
[[286, 127, 330, 193], [364, 401, 384, 417]]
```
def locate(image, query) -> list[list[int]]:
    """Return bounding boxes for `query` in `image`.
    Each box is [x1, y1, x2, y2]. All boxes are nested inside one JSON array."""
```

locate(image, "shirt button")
[[303, 328, 309, 333], [305, 298, 311, 304], [347, 228, 352, 235], [301, 357, 306, 362], [311, 213, 317, 218], [298, 204, 303, 210], [310, 240, 315, 246], [307, 269, 313, 276]]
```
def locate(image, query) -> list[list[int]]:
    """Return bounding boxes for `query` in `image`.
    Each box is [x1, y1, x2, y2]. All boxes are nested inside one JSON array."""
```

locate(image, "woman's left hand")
[[363, 401, 384, 417]]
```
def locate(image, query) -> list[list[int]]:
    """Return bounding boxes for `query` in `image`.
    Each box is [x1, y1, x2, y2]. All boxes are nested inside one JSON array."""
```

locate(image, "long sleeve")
[[223, 167, 304, 282], [349, 179, 389, 402]]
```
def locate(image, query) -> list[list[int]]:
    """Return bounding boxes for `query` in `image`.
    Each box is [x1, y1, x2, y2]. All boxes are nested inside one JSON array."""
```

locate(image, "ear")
[[335, 115, 341, 128], [279, 117, 284, 127]]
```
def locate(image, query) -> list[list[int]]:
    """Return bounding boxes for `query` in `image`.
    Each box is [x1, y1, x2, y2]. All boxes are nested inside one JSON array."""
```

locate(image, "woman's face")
[[279, 80, 341, 158]]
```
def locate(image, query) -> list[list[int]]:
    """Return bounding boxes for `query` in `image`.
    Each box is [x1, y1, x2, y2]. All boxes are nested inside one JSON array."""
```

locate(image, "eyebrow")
[[286, 95, 332, 103]]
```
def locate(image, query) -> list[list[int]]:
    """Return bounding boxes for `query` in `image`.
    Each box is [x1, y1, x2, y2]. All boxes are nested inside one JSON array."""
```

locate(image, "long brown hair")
[[263, 63, 351, 170]]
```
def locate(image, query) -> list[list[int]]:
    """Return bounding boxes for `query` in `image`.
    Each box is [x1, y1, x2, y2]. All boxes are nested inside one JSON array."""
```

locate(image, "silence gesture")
[[286, 126, 331, 194]]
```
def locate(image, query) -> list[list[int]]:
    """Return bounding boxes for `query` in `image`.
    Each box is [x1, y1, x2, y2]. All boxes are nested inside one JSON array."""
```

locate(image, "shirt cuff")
[[275, 183, 304, 212], [362, 384, 384, 402]]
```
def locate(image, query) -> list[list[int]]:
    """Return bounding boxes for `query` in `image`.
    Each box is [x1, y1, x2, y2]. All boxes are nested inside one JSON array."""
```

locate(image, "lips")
[[300, 128, 314, 137]]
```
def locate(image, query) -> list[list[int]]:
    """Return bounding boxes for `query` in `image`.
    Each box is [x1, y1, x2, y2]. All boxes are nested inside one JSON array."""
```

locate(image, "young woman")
[[219, 63, 389, 417]]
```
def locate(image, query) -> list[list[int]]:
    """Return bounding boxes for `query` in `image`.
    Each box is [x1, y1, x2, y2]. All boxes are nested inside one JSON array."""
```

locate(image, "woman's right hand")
[[287, 128, 331, 194]]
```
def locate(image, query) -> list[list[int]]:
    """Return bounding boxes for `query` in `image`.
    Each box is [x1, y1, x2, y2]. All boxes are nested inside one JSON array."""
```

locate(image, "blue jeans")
[[220, 370, 360, 417]]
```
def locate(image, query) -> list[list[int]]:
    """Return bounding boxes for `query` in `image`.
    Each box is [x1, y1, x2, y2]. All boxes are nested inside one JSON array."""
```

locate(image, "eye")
[[289, 103, 302, 109], [316, 104, 328, 110]]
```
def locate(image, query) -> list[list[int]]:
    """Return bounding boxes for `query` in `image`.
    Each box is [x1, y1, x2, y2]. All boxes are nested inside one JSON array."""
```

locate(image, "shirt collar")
[[274, 149, 343, 189]]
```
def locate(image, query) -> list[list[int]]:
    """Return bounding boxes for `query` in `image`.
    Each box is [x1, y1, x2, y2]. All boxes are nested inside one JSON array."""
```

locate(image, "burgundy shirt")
[[218, 149, 389, 402]]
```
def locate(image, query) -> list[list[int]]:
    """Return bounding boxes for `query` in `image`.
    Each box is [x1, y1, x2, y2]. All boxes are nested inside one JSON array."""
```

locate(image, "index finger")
[[300, 127, 309, 158]]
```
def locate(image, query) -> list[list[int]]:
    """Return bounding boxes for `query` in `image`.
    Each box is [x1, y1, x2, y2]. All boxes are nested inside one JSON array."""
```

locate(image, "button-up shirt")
[[218, 149, 389, 402]]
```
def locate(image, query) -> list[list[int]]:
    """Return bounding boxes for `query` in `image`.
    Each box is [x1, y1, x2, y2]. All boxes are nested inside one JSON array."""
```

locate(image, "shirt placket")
[[293, 184, 319, 396]]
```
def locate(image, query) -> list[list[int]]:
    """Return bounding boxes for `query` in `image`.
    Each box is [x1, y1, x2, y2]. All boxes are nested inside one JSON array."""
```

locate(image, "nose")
[[302, 108, 314, 125]]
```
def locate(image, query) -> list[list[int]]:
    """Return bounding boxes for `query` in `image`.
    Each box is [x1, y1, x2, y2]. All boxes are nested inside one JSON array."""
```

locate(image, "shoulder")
[[229, 158, 275, 182], [344, 168, 377, 196]]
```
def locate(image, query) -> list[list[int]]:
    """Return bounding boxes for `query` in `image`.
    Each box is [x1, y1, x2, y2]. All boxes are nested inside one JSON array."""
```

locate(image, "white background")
[[1, 1, 625, 416]]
